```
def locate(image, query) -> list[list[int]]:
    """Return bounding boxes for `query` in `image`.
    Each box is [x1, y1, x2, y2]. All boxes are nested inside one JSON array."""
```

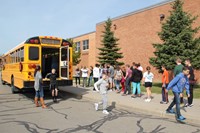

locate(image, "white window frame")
[[83, 40, 89, 51], [75, 42, 80, 52]]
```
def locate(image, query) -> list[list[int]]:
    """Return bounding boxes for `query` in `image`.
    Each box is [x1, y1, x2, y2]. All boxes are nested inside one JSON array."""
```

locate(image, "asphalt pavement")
[[59, 85, 200, 126]]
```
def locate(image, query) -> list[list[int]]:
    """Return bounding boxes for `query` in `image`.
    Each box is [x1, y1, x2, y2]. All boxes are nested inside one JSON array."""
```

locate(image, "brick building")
[[73, 0, 200, 82]]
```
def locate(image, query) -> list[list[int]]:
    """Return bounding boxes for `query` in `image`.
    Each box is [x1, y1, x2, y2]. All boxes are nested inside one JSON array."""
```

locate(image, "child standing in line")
[[94, 73, 109, 115], [75, 67, 81, 87], [143, 66, 154, 102], [166, 67, 190, 121], [45, 68, 58, 103], [160, 65, 169, 104], [81, 66, 89, 88]]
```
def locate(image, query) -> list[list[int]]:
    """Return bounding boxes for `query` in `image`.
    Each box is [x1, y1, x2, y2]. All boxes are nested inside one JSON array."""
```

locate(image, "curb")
[[61, 87, 200, 127]]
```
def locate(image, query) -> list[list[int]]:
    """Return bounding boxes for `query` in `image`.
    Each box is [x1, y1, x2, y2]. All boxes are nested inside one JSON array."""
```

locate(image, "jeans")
[[167, 91, 181, 117], [124, 77, 131, 94], [132, 82, 141, 95], [35, 87, 44, 98], [114, 79, 121, 91], [87, 76, 93, 86]]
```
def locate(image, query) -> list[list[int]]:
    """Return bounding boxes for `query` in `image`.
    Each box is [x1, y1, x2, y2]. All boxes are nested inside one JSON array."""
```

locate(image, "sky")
[[0, 0, 167, 54]]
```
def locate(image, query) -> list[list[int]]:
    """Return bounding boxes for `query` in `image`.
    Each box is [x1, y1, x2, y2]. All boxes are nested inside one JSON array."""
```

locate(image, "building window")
[[83, 40, 89, 50], [75, 42, 80, 52]]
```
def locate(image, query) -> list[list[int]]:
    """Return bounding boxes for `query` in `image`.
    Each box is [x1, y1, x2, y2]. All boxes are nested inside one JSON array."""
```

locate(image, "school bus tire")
[[1, 74, 5, 85], [11, 77, 19, 94], [1, 79, 5, 85]]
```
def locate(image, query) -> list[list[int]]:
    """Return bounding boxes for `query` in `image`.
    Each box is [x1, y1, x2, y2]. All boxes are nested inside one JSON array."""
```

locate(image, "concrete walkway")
[[59, 85, 200, 126]]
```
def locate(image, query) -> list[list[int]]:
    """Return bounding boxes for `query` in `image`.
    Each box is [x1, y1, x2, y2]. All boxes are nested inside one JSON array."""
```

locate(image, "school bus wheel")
[[11, 76, 19, 94]]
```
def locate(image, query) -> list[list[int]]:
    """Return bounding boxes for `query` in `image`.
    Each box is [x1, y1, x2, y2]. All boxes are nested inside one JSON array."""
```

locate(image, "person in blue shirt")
[[165, 67, 190, 121]]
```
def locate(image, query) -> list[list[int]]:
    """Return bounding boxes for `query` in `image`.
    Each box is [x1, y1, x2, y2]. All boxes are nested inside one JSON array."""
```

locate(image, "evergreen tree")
[[149, 0, 200, 71], [66, 38, 81, 66], [98, 18, 124, 66]]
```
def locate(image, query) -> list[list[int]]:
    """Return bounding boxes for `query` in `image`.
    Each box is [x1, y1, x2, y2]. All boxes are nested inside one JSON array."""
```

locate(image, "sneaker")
[[102, 110, 109, 115], [179, 115, 186, 120], [145, 98, 151, 102], [188, 104, 194, 107], [94, 103, 98, 111], [160, 101, 167, 104], [145, 99, 151, 102], [131, 95, 136, 98], [184, 103, 189, 107], [166, 109, 175, 114]]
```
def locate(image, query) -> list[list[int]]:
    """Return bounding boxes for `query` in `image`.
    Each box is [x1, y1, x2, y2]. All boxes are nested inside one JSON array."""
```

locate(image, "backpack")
[[115, 70, 122, 80]]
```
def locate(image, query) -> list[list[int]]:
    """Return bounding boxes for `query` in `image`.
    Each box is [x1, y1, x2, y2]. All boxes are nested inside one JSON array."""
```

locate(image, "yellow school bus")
[[1, 36, 73, 93]]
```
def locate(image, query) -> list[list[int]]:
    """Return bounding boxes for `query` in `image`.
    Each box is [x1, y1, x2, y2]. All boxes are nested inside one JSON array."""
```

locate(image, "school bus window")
[[16, 50, 20, 62], [29, 47, 39, 60], [61, 47, 68, 61], [20, 47, 24, 62]]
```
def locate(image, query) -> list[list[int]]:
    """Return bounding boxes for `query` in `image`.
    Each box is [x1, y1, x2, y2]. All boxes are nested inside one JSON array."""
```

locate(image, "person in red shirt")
[[160, 65, 169, 104]]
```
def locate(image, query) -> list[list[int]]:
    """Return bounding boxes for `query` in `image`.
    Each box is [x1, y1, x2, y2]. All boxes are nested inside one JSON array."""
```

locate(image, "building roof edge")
[[96, 0, 175, 25]]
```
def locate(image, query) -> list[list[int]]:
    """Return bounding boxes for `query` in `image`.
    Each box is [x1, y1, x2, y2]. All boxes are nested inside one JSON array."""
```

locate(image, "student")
[[93, 64, 100, 91], [166, 67, 190, 121], [45, 68, 58, 103], [74, 67, 81, 87], [34, 65, 47, 108], [122, 64, 132, 96], [94, 73, 109, 115], [81, 66, 89, 88], [174, 58, 184, 104], [120, 66, 126, 93], [143, 66, 154, 102], [184, 59, 195, 107], [114, 65, 123, 93], [131, 64, 143, 98], [87, 66, 93, 87], [108, 64, 115, 90], [160, 65, 169, 104]]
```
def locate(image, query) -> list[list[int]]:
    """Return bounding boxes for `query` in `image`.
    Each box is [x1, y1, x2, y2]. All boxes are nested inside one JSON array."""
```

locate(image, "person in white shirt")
[[138, 63, 143, 72], [81, 66, 89, 87], [143, 66, 154, 102], [93, 64, 100, 91]]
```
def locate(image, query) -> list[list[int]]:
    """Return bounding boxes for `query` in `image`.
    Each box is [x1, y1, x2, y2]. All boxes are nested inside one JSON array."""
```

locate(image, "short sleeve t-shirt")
[[143, 71, 154, 82], [81, 69, 88, 77]]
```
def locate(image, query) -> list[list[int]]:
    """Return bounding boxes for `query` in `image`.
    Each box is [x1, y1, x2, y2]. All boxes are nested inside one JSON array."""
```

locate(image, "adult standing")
[[34, 65, 47, 108], [93, 64, 100, 91], [185, 59, 195, 107]]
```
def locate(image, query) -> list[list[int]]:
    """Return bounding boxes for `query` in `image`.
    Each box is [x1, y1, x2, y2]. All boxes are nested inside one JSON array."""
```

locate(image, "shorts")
[[145, 82, 152, 87], [50, 84, 58, 90], [108, 77, 113, 83], [35, 87, 44, 98]]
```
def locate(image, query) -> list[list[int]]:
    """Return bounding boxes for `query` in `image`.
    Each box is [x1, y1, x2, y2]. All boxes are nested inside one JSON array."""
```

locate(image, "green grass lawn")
[[140, 83, 200, 99], [73, 78, 200, 99]]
